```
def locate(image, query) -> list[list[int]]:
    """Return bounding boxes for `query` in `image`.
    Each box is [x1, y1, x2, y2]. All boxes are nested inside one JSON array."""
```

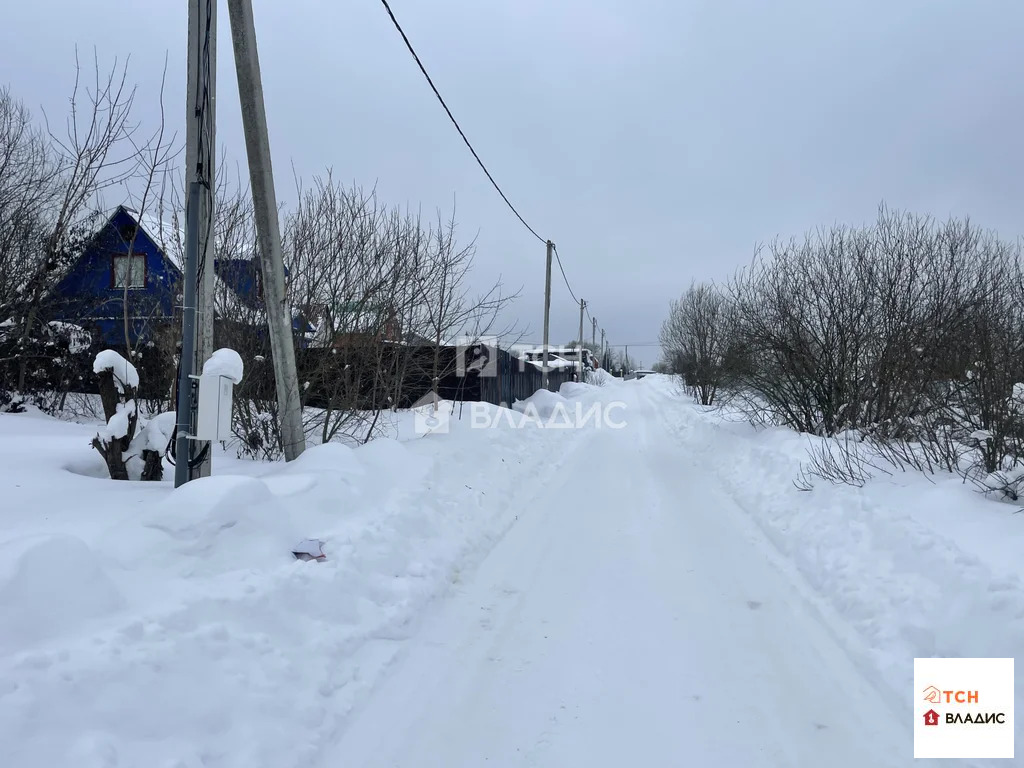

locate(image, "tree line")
[[0, 55, 516, 461], [660, 205, 1024, 500]]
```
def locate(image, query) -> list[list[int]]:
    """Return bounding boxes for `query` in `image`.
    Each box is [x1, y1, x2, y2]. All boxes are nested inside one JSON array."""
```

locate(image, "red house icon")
[[923, 709, 940, 726]]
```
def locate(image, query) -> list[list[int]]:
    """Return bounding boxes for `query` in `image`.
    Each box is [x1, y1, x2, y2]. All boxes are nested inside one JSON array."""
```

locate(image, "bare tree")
[[7, 51, 142, 392], [660, 281, 736, 405]]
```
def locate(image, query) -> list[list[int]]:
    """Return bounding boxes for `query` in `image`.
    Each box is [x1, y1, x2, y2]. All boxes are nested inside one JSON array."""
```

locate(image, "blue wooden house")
[[48, 206, 313, 349]]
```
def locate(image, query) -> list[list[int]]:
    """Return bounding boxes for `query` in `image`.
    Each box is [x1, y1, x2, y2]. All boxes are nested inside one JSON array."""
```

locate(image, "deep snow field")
[[1, 374, 1020, 767]]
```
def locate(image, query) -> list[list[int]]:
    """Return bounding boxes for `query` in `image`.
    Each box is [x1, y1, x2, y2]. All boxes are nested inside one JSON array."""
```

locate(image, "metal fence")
[[477, 346, 574, 407]]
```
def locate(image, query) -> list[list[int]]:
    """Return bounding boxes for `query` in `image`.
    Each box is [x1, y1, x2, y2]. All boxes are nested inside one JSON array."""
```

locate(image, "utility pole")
[[600, 328, 605, 368], [184, 0, 216, 480], [591, 316, 596, 348], [227, 0, 306, 461], [542, 240, 553, 390], [174, 182, 201, 488], [578, 299, 585, 383]]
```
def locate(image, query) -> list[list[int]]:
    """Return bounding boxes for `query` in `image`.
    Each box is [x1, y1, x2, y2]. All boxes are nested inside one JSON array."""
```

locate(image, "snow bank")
[[0, 401, 587, 768], [650, 378, 1024, 722], [512, 388, 567, 419], [202, 348, 244, 384], [558, 380, 597, 399], [93, 350, 139, 392], [0, 534, 125, 653], [102, 475, 299, 577], [587, 368, 617, 386]]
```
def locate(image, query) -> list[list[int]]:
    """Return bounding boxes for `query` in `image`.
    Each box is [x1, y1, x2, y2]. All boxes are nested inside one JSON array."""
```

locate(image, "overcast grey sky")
[[2, 0, 1023, 366]]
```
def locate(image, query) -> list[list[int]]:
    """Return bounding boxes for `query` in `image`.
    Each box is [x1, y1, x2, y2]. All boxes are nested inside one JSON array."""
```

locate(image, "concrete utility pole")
[[227, 0, 306, 461], [578, 299, 585, 382], [600, 328, 605, 368], [542, 240, 553, 390], [591, 316, 596, 348], [185, 0, 216, 479]]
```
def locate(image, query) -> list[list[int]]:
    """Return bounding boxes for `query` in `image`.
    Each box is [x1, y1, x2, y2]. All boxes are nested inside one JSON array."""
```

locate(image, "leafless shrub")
[[667, 203, 1024, 499], [660, 281, 738, 405], [795, 433, 891, 490]]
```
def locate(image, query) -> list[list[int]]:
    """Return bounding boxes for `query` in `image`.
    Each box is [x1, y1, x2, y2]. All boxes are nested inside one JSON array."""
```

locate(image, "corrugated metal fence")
[[477, 346, 574, 407]]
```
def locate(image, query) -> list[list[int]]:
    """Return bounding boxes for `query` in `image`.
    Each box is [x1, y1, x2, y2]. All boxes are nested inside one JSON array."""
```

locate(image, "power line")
[[551, 243, 580, 305], [378, 1, 612, 348], [378, 0, 545, 244]]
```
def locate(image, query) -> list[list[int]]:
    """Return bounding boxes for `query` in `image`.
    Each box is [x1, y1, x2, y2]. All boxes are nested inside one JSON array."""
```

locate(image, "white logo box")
[[914, 657, 1014, 759]]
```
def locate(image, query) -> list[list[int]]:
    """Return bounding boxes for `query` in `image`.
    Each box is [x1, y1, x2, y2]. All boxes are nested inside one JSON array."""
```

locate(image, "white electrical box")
[[194, 373, 234, 442]]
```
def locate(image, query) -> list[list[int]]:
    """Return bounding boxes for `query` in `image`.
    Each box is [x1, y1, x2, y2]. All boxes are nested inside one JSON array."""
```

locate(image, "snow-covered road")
[[325, 384, 911, 767]]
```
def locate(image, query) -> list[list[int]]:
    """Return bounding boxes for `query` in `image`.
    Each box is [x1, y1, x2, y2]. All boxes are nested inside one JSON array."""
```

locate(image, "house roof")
[[115, 206, 311, 332]]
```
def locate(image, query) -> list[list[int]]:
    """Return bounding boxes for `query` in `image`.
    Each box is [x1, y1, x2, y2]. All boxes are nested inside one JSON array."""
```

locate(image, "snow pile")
[[586, 367, 617, 386], [512, 388, 567, 420], [93, 350, 139, 392], [0, 534, 125, 653], [101, 475, 299, 577], [202, 348, 244, 384]]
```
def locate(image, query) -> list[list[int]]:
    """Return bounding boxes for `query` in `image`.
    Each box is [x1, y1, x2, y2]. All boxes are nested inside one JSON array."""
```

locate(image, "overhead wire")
[[378, 0, 620, 345], [378, 0, 546, 244], [550, 243, 580, 306]]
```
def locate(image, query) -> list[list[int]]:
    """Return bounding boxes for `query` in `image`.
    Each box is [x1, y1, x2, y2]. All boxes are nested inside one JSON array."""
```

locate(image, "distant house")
[[301, 300, 406, 349], [47, 206, 313, 349]]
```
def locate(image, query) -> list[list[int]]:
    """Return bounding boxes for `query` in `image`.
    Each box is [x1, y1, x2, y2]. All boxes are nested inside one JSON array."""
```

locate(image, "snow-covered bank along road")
[[3, 376, 1021, 766], [0, 404, 593, 768], [325, 383, 914, 767]]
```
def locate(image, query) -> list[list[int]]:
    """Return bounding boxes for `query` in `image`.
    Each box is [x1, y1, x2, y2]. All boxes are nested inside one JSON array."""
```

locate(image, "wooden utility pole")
[[185, 0, 216, 479], [227, 0, 306, 461], [542, 240, 553, 390], [578, 299, 585, 382]]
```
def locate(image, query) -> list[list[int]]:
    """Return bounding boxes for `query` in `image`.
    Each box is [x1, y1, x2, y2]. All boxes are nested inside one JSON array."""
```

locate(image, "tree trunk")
[[140, 448, 163, 481], [92, 368, 137, 481]]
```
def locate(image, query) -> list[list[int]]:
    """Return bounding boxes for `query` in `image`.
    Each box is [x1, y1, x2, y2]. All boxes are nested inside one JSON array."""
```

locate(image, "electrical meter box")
[[194, 372, 234, 441]]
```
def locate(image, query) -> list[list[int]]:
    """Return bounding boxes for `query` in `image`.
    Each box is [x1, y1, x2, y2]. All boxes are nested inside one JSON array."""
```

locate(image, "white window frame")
[[113, 253, 146, 290]]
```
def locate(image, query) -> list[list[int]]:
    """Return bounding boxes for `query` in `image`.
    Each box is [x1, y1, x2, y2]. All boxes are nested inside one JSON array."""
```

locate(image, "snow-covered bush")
[[90, 350, 169, 481]]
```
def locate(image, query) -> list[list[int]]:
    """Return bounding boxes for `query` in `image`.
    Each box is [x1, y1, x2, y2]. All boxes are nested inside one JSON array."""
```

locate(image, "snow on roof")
[[120, 207, 260, 321]]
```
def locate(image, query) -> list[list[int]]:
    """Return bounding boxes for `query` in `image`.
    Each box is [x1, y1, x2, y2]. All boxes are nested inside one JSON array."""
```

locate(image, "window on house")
[[113, 254, 146, 289]]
